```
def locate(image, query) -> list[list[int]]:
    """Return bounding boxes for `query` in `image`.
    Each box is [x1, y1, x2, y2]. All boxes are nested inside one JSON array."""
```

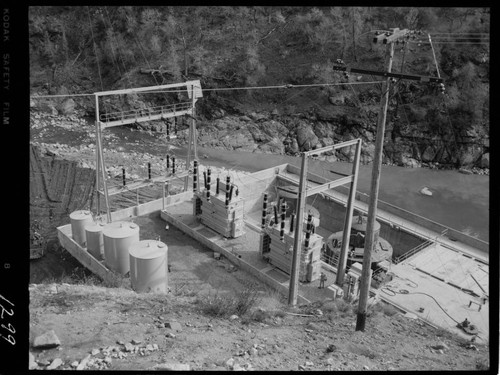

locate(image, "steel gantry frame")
[[94, 80, 202, 222], [288, 138, 362, 306]]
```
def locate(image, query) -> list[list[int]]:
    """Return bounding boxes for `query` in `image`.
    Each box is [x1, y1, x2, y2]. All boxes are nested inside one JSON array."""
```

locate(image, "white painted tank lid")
[[102, 221, 139, 238], [129, 240, 168, 260], [70, 210, 92, 220]]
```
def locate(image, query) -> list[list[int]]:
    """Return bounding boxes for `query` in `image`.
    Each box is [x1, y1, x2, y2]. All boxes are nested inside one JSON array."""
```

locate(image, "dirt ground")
[[28, 112, 492, 371], [29, 282, 490, 371]]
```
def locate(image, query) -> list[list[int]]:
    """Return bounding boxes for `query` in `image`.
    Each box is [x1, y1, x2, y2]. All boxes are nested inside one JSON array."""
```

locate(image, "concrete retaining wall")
[[336, 185, 488, 252], [238, 169, 279, 215], [378, 222, 424, 259], [111, 191, 194, 222]]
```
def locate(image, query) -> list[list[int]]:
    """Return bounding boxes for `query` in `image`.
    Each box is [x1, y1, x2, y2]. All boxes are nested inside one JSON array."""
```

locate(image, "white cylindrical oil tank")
[[129, 240, 168, 293], [70, 210, 93, 246], [103, 221, 140, 275], [85, 222, 105, 260]]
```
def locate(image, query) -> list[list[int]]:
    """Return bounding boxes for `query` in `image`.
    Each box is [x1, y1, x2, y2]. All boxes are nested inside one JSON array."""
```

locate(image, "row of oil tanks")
[[69, 210, 167, 293]]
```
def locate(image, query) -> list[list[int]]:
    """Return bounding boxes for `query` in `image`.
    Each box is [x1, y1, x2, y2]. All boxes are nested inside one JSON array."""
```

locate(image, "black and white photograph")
[[6, 5, 496, 372]]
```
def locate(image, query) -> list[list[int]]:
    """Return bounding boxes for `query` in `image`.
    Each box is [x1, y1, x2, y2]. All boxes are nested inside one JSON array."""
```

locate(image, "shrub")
[[196, 282, 262, 318], [196, 292, 240, 318], [234, 283, 262, 316], [335, 299, 352, 314]]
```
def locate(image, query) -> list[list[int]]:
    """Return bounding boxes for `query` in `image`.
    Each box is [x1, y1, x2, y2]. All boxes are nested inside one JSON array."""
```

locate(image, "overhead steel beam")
[[94, 80, 202, 96], [305, 175, 354, 197], [304, 138, 360, 156], [333, 64, 443, 83]]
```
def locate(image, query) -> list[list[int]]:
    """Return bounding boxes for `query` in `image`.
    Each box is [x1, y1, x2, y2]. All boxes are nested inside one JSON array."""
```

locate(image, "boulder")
[[480, 153, 489, 168], [320, 137, 334, 147], [314, 122, 335, 139], [457, 144, 483, 166], [361, 143, 375, 164], [153, 363, 191, 371], [226, 358, 235, 369], [165, 321, 183, 332], [56, 86, 70, 96], [431, 342, 449, 350], [76, 355, 91, 370], [420, 187, 433, 196], [401, 156, 420, 168], [33, 330, 61, 349], [57, 98, 76, 115], [29, 352, 38, 370], [421, 145, 436, 162], [47, 358, 63, 370], [38, 102, 58, 115], [328, 93, 345, 106], [286, 138, 299, 154], [258, 138, 285, 154], [296, 125, 319, 151], [249, 112, 267, 122]]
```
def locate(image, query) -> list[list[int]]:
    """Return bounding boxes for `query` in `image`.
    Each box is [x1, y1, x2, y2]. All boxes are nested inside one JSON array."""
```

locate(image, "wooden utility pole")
[[356, 28, 403, 332], [355, 41, 394, 331], [332, 29, 443, 332], [288, 152, 308, 306]]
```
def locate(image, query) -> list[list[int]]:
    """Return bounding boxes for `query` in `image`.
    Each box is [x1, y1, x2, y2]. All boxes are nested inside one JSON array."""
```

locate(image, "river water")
[[172, 146, 490, 243], [105, 127, 489, 244]]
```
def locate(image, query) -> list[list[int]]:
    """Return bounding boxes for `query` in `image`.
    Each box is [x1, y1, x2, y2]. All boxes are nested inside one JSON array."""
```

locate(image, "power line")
[[30, 80, 384, 99]]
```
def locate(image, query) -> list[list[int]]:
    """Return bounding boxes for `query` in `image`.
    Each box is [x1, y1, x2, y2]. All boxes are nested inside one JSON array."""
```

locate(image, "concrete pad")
[[406, 243, 489, 296], [382, 263, 489, 344]]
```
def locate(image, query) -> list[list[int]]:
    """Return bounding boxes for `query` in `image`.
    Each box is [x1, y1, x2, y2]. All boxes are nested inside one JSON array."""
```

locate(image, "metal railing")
[[99, 101, 192, 123], [393, 238, 434, 264], [321, 251, 339, 268]]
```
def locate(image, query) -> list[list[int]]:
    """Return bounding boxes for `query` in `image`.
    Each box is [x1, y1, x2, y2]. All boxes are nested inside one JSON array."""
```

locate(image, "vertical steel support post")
[[95, 94, 100, 215], [336, 139, 362, 286], [162, 182, 165, 210], [96, 120, 111, 223], [192, 85, 198, 161], [288, 153, 308, 306], [356, 42, 395, 332], [184, 84, 197, 191]]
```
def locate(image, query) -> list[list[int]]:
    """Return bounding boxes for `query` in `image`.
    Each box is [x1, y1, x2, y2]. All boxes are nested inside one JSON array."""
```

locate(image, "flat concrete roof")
[[379, 261, 489, 344]]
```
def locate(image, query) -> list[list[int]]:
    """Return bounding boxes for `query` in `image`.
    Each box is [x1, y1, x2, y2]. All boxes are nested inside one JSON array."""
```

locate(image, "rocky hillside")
[[29, 7, 490, 170]]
